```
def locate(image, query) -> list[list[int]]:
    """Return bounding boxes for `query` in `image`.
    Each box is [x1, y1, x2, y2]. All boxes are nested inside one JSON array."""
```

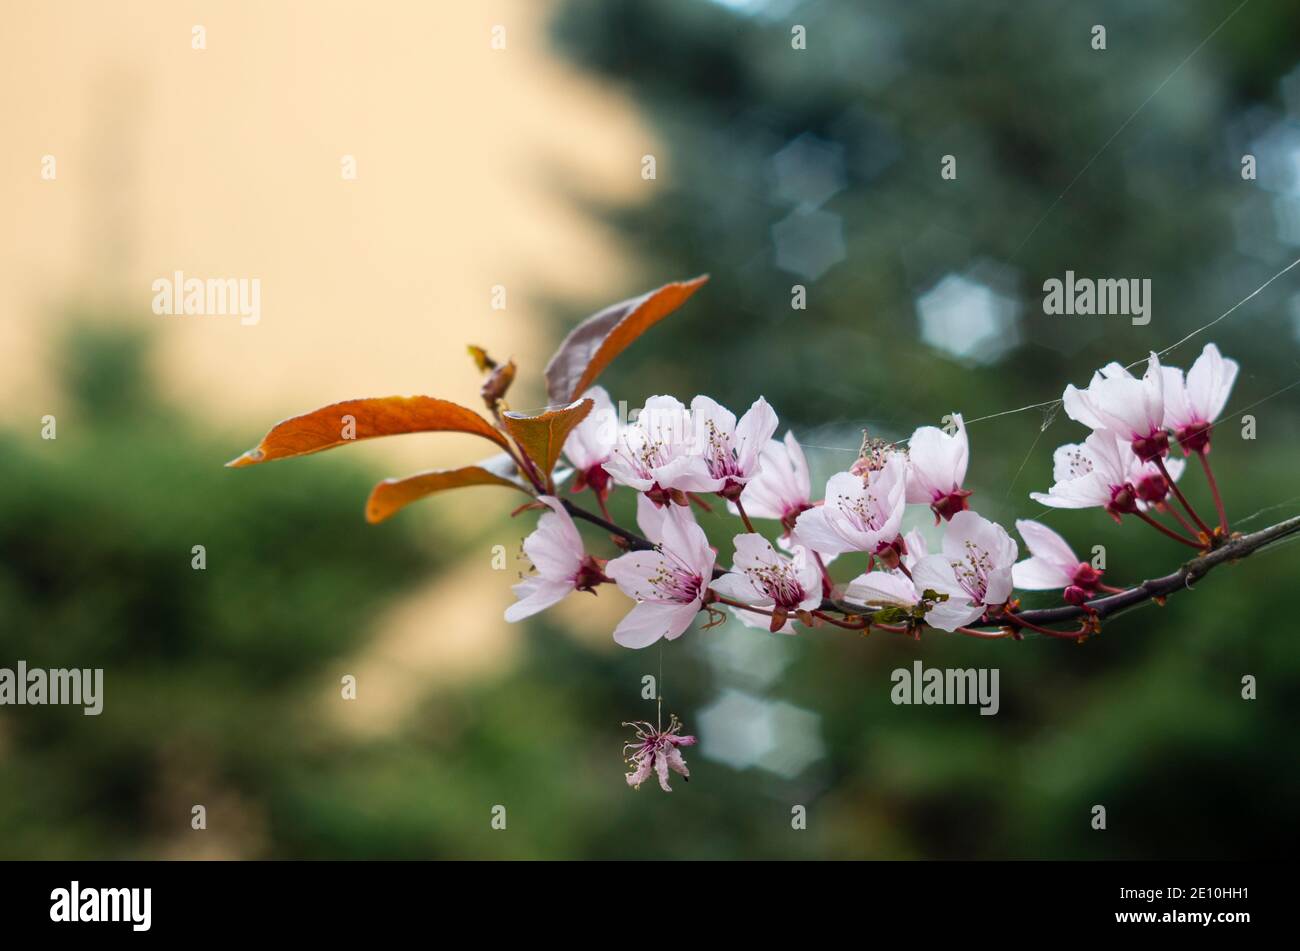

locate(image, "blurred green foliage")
[[537, 0, 1300, 857], [0, 321, 445, 857]]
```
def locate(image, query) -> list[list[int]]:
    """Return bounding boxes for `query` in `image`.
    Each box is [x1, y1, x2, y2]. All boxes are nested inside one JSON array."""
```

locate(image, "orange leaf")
[[543, 275, 709, 403], [365, 462, 530, 524], [501, 398, 593, 477], [226, 396, 509, 467]]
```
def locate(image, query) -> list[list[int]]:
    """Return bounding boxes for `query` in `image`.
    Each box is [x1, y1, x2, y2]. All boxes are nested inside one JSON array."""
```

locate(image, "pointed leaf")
[[543, 275, 709, 403], [366, 463, 531, 524], [501, 398, 593, 476], [227, 396, 508, 467]]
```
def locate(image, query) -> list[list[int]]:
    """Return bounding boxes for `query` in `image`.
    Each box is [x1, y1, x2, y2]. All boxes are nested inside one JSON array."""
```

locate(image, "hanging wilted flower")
[[623, 715, 697, 792]]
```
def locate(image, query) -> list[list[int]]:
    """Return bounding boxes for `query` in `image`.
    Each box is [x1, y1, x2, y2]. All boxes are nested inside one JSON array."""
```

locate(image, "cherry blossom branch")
[[817, 516, 1300, 630], [968, 513, 1300, 629], [565, 493, 1299, 638]]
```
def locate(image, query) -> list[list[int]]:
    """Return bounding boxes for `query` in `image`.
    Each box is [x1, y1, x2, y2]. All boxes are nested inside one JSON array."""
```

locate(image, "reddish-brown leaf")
[[226, 396, 509, 467], [543, 275, 709, 403], [365, 463, 530, 524], [501, 398, 593, 477], [480, 360, 517, 410]]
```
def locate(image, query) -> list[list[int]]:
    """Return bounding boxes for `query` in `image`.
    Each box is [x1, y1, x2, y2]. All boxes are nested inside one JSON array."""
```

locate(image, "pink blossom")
[[1030, 431, 1185, 522], [1160, 344, 1238, 454], [727, 431, 812, 534], [623, 715, 697, 792], [605, 504, 716, 648], [633, 491, 678, 545], [897, 527, 929, 570], [841, 514, 1015, 632], [561, 385, 618, 499], [709, 534, 822, 633], [505, 496, 608, 622], [1012, 518, 1103, 605], [905, 413, 972, 521], [792, 454, 908, 557], [602, 395, 716, 503], [843, 558, 982, 632], [1062, 353, 1168, 461], [688, 395, 779, 499], [938, 510, 1018, 612]]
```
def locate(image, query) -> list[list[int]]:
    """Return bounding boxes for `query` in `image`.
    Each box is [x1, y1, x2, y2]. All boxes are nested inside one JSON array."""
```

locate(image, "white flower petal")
[[522, 496, 584, 579], [904, 414, 968, 503], [613, 600, 700, 649], [1012, 556, 1073, 591], [733, 396, 780, 475], [504, 575, 574, 622], [1186, 343, 1238, 424], [709, 571, 763, 604], [791, 506, 851, 556], [562, 385, 618, 471], [1015, 518, 1078, 574], [844, 570, 917, 607]]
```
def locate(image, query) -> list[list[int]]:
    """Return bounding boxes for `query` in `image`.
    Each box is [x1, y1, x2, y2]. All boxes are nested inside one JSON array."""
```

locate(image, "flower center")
[[835, 490, 886, 533], [702, 419, 741, 479], [950, 540, 993, 603], [1060, 446, 1093, 479], [743, 560, 806, 610], [645, 550, 702, 604]]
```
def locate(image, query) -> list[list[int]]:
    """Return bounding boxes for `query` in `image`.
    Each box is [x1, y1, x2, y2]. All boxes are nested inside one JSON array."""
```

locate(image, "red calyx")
[[575, 555, 612, 592], [1130, 430, 1169, 463], [780, 504, 812, 536], [644, 484, 690, 507], [1062, 585, 1092, 606], [1071, 562, 1103, 592], [1134, 471, 1170, 505], [1176, 423, 1211, 455], [572, 464, 612, 502], [1105, 484, 1138, 523], [873, 535, 907, 570], [930, 489, 972, 523], [717, 480, 746, 502]]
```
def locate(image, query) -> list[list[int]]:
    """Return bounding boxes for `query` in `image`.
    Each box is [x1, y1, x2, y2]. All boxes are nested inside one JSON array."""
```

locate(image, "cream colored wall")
[[1, 0, 650, 472]]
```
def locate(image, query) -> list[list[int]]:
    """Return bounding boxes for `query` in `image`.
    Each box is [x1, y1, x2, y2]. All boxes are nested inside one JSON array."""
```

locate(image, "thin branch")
[[982, 513, 1300, 628], [562, 499, 655, 551], [817, 515, 1300, 629]]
